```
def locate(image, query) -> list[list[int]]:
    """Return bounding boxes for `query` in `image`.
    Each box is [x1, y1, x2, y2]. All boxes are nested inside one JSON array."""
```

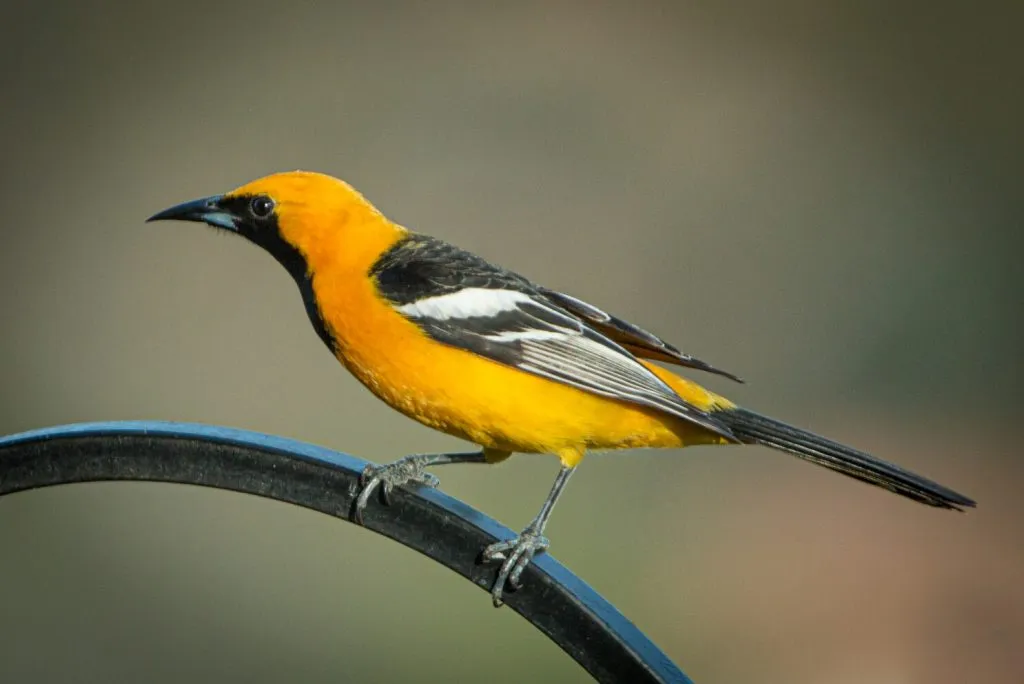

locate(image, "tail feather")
[[716, 408, 976, 510]]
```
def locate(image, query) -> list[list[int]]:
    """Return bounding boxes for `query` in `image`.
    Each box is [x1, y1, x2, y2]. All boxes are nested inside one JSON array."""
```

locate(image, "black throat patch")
[[222, 195, 337, 352]]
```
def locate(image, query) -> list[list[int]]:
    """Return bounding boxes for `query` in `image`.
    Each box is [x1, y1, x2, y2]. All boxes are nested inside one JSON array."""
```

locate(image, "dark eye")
[[249, 195, 275, 218]]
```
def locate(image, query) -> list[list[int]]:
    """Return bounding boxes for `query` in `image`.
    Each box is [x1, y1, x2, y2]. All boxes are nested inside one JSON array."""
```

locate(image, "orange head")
[[147, 170, 406, 280]]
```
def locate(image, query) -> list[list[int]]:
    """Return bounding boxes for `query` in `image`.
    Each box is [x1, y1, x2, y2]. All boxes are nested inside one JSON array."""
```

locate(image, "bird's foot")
[[353, 455, 441, 524], [480, 526, 549, 607]]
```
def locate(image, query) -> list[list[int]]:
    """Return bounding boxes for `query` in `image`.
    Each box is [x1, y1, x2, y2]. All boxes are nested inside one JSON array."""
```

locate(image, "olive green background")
[[1, 1, 1021, 682]]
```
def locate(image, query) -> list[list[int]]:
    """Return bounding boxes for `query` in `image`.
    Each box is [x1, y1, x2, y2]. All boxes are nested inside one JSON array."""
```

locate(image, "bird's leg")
[[353, 450, 487, 524], [481, 464, 576, 607]]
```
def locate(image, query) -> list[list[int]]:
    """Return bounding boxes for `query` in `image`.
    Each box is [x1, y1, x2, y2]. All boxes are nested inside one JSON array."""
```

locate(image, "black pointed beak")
[[146, 194, 236, 230]]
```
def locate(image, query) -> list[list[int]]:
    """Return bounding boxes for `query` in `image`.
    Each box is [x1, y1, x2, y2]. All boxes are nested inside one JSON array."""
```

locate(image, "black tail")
[[717, 408, 976, 510]]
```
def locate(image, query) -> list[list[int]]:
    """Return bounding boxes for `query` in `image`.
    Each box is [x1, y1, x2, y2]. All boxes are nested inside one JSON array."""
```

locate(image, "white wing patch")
[[398, 288, 532, 321], [486, 329, 569, 342]]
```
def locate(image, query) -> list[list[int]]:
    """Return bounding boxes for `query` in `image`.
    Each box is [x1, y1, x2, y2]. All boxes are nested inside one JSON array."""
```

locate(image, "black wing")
[[538, 288, 744, 383], [371, 233, 738, 443]]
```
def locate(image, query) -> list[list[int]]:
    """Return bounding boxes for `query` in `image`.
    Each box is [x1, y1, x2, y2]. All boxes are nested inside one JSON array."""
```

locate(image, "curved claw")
[[508, 553, 533, 590], [380, 479, 395, 505], [358, 464, 375, 488], [354, 467, 383, 525], [481, 530, 549, 607]]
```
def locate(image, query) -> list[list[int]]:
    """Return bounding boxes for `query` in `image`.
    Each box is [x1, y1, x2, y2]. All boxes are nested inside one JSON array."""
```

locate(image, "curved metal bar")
[[0, 421, 692, 684]]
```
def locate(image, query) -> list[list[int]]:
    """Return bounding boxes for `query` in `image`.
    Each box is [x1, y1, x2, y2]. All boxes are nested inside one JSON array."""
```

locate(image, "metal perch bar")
[[0, 421, 693, 684]]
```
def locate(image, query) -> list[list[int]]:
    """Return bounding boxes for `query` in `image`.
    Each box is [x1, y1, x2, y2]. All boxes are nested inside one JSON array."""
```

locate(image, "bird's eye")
[[249, 195, 275, 219]]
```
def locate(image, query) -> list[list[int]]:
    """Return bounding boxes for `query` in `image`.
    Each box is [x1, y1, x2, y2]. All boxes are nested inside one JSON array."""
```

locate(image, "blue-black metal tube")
[[0, 421, 693, 684]]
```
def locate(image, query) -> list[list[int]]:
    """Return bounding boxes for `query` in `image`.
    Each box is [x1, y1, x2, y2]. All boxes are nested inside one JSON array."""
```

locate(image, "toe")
[[508, 556, 530, 589], [353, 477, 381, 524], [481, 539, 514, 563]]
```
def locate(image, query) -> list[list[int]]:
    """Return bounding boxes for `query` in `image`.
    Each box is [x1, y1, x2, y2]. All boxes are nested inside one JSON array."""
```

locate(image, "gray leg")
[[353, 451, 486, 524], [480, 464, 576, 607]]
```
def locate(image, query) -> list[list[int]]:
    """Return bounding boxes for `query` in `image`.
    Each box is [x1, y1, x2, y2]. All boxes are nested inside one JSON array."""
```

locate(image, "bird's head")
[[147, 170, 404, 280]]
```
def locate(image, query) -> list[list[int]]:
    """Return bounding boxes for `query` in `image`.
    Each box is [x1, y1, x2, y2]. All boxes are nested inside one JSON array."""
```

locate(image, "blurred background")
[[1, 1, 1021, 682]]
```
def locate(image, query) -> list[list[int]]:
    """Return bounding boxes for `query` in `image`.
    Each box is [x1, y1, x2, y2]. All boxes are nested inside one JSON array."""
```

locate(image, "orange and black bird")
[[148, 171, 975, 606]]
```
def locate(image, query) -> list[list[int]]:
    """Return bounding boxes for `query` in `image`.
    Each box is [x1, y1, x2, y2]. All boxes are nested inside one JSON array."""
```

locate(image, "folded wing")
[[371, 234, 738, 442]]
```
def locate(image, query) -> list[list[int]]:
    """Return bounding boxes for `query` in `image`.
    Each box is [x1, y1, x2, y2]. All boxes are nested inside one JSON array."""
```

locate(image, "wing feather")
[[372, 234, 738, 442], [538, 288, 744, 383]]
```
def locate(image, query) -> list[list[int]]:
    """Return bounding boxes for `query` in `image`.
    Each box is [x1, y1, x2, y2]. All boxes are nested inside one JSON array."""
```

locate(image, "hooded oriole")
[[149, 170, 975, 606]]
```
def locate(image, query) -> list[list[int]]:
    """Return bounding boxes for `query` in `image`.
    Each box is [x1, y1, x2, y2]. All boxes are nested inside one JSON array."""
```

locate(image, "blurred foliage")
[[0, 1, 1021, 682]]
